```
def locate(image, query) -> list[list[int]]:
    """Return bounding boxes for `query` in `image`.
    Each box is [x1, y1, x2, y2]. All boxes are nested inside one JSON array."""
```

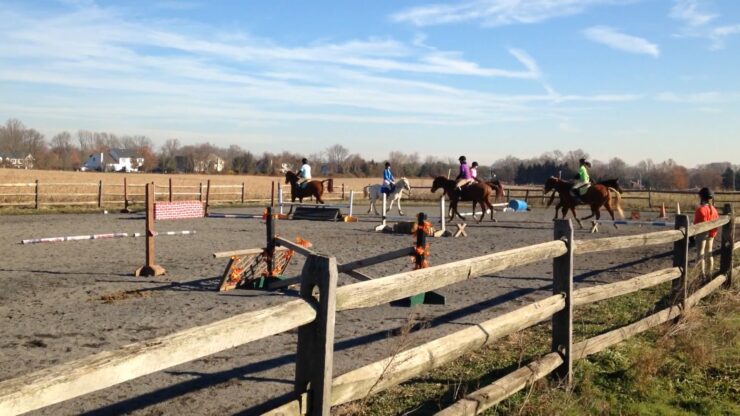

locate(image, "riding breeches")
[[456, 178, 474, 189], [696, 234, 714, 279]]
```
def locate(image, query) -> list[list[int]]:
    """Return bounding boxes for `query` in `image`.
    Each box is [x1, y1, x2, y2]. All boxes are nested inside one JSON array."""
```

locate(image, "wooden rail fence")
[[0, 207, 736, 415]]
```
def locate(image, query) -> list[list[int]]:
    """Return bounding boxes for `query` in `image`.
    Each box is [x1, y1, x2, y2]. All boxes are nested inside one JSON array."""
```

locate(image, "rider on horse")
[[471, 161, 483, 183], [572, 158, 591, 203], [382, 162, 396, 195], [456, 156, 474, 191], [298, 158, 312, 188]]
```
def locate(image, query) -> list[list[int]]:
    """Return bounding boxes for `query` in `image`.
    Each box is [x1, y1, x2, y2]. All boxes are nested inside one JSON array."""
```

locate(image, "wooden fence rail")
[[0, 206, 735, 415]]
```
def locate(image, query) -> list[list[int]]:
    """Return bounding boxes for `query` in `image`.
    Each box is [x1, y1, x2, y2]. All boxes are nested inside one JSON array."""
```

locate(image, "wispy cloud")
[[669, 0, 716, 27], [669, 0, 740, 50], [0, 1, 642, 144], [391, 0, 629, 27], [584, 26, 659, 57]]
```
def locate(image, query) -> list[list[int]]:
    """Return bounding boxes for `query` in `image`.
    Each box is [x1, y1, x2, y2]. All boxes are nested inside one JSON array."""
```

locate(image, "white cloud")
[[391, 0, 630, 27], [669, 0, 716, 27], [655, 91, 739, 103], [584, 26, 659, 57]]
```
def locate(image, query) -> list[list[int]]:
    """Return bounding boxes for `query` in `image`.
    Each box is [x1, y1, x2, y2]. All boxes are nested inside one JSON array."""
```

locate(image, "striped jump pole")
[[22, 231, 196, 244]]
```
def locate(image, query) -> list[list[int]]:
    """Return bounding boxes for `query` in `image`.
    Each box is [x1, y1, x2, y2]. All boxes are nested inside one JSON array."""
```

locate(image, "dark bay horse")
[[431, 176, 494, 222], [544, 177, 624, 228], [284, 171, 333, 215], [486, 179, 505, 202]]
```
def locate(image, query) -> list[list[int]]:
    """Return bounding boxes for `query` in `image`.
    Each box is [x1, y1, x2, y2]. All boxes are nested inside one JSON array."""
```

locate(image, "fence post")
[[672, 215, 690, 310], [295, 253, 338, 416], [241, 182, 245, 204], [648, 188, 653, 209], [271, 181, 275, 208], [552, 218, 574, 386], [205, 180, 211, 216], [168, 178, 173, 202], [98, 180, 103, 208], [34, 179, 39, 209], [199, 182, 203, 202], [524, 189, 529, 203], [341, 183, 345, 200], [720, 204, 735, 288], [134, 183, 165, 277], [506, 188, 510, 200]]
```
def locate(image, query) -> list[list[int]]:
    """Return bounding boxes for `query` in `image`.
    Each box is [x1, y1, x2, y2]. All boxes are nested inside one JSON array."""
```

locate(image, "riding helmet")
[[302, 158, 307, 164], [459, 155, 466, 162], [698, 187, 713, 200], [385, 161, 391, 167], [471, 161, 479, 167]]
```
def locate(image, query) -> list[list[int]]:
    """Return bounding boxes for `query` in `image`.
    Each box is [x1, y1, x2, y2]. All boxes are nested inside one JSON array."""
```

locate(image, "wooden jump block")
[[453, 223, 467, 238], [154, 201, 204, 220]]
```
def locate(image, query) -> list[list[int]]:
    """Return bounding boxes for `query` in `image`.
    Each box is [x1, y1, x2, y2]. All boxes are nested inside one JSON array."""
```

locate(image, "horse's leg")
[[571, 207, 583, 228], [396, 194, 404, 216], [477, 200, 485, 223], [559, 205, 567, 220], [453, 200, 466, 222], [368, 193, 374, 214]]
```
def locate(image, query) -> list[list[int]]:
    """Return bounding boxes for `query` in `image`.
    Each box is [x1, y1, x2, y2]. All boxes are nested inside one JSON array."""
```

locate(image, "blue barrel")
[[508, 199, 528, 212]]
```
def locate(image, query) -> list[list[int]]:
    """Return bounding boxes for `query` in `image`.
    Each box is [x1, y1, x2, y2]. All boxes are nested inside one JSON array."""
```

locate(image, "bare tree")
[[326, 144, 350, 174]]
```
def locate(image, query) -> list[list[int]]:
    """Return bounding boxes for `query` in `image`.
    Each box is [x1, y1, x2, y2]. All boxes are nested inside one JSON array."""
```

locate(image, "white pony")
[[363, 177, 411, 216]]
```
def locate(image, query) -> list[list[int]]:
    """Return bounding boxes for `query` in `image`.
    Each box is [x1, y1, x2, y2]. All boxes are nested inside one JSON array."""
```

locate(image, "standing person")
[[298, 158, 312, 187], [694, 187, 719, 279], [571, 158, 591, 202], [382, 162, 395, 194], [455, 156, 474, 190]]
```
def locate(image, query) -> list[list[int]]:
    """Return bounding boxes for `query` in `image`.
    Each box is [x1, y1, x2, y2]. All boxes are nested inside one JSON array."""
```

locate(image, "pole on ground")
[[551, 218, 574, 386], [672, 214, 690, 311], [294, 253, 338, 416], [134, 182, 166, 277], [720, 204, 735, 288]]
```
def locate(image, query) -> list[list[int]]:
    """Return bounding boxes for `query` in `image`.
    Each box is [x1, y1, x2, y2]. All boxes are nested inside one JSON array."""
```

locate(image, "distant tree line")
[[1, 118, 738, 190]]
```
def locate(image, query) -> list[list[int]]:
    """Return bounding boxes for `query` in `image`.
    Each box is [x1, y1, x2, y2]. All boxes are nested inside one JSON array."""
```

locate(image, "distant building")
[[81, 149, 144, 172], [175, 153, 225, 173], [0, 153, 35, 169]]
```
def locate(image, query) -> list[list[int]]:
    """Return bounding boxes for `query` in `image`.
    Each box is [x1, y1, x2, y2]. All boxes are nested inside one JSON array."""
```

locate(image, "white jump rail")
[[21, 231, 196, 245], [278, 186, 354, 217], [591, 219, 675, 233]]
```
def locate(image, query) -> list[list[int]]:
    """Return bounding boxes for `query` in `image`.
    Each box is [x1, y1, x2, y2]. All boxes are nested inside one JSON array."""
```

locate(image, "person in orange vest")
[[693, 187, 719, 279]]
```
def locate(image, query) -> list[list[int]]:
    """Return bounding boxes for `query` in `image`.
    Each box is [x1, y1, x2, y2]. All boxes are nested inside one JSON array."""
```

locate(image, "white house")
[[0, 153, 34, 169], [81, 149, 144, 172]]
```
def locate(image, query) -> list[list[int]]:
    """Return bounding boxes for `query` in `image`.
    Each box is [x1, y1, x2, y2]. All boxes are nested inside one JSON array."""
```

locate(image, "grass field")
[[337, 258, 740, 415]]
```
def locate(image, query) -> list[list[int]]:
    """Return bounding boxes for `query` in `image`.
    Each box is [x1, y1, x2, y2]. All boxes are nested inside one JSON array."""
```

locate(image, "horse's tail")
[[363, 185, 370, 198], [322, 179, 334, 193], [546, 191, 557, 208], [608, 187, 624, 218]]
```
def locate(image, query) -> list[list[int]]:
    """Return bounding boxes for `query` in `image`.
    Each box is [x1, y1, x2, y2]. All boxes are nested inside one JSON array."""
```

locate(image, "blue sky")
[[1, 0, 739, 166]]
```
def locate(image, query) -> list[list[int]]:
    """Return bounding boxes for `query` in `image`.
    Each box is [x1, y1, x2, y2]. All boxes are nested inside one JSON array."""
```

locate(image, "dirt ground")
[[0, 204, 719, 415]]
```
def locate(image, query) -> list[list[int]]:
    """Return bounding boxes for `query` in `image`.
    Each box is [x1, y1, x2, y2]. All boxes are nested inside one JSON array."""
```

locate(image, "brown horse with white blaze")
[[283, 171, 334, 215], [544, 177, 624, 228], [431, 176, 494, 222]]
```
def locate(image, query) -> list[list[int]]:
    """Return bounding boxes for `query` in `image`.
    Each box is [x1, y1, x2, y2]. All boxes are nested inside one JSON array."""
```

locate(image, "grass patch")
[[338, 271, 739, 415]]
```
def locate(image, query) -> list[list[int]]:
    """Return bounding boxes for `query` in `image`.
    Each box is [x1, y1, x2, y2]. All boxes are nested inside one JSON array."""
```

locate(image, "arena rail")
[[0, 205, 735, 416]]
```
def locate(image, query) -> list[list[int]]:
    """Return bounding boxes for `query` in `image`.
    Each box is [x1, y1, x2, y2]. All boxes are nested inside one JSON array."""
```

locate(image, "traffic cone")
[[656, 203, 667, 219], [676, 202, 681, 215]]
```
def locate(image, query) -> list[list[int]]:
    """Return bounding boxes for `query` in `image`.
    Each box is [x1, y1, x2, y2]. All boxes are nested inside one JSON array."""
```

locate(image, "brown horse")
[[431, 176, 494, 222], [546, 178, 623, 215], [284, 171, 334, 215], [544, 177, 624, 228]]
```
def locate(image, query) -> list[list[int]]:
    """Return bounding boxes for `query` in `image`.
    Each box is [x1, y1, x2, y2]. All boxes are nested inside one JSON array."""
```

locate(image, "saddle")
[[381, 184, 396, 195]]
